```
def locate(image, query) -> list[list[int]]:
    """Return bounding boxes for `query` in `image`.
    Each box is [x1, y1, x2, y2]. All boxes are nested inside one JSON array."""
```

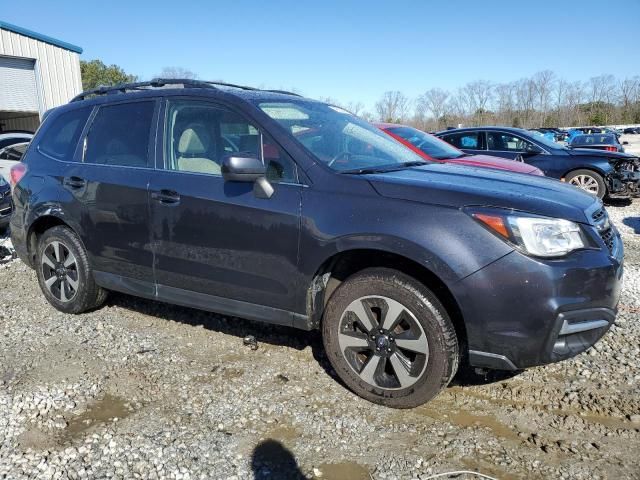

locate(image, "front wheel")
[[565, 169, 606, 199], [322, 268, 459, 408]]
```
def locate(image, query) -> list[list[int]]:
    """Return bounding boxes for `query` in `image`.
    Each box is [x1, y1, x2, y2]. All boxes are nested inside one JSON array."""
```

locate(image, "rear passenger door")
[[71, 100, 158, 292], [149, 98, 302, 317]]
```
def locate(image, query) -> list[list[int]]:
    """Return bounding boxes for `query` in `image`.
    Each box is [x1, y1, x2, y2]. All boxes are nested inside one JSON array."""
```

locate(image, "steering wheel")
[[327, 151, 351, 168]]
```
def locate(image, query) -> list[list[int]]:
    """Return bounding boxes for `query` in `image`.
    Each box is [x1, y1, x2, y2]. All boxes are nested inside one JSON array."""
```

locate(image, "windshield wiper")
[[340, 161, 427, 175]]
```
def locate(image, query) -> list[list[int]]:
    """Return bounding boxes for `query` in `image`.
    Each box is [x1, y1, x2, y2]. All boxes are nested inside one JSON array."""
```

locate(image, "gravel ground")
[[0, 200, 639, 480]]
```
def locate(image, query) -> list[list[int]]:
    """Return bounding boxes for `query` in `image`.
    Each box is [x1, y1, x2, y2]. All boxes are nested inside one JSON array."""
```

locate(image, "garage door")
[[0, 56, 39, 112]]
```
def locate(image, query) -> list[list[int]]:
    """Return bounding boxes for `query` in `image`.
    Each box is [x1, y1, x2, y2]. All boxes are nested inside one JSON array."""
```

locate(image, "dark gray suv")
[[10, 80, 624, 408]]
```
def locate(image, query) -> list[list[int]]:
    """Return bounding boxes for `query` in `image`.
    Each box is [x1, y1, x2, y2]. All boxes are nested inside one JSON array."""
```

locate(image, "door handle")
[[151, 189, 180, 205], [63, 176, 86, 188]]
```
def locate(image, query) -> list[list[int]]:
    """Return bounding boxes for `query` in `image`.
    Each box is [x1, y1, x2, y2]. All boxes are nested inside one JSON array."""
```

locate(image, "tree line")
[[80, 61, 640, 130], [370, 72, 640, 130]]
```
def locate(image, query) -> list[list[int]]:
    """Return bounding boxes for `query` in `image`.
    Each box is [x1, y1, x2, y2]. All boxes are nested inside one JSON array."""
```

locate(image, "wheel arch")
[[306, 248, 467, 354], [24, 210, 82, 267]]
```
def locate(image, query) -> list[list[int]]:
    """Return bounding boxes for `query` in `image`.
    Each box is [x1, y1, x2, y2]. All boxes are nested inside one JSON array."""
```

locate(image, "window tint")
[[84, 102, 155, 167], [486, 132, 534, 152], [38, 107, 91, 161], [166, 100, 297, 183], [442, 131, 481, 149]]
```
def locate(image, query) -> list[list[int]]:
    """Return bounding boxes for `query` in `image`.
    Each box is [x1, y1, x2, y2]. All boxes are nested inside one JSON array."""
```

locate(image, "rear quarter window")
[[37, 107, 91, 161], [442, 132, 481, 149]]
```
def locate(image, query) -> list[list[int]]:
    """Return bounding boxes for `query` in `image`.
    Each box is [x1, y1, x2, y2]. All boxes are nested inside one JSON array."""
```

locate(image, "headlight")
[[467, 208, 588, 258]]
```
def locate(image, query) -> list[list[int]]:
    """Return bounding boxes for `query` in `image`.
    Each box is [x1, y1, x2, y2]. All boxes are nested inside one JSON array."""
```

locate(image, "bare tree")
[[375, 91, 410, 122], [416, 88, 450, 130], [462, 81, 493, 125], [156, 66, 199, 80], [618, 77, 640, 123], [532, 70, 555, 126]]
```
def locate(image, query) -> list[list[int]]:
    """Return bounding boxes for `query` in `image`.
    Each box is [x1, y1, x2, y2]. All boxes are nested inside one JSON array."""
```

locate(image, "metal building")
[[0, 21, 82, 132]]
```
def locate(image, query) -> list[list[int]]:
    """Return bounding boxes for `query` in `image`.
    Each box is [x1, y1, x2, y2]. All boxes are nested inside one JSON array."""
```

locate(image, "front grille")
[[600, 228, 615, 252], [591, 207, 615, 253], [592, 208, 606, 222]]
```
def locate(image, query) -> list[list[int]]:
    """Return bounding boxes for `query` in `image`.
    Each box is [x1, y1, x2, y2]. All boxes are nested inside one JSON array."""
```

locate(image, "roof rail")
[[263, 89, 302, 97], [70, 78, 304, 103], [70, 78, 215, 102]]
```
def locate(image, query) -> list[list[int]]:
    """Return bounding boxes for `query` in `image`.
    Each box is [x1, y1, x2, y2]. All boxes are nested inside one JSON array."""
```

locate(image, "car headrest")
[[178, 124, 211, 155]]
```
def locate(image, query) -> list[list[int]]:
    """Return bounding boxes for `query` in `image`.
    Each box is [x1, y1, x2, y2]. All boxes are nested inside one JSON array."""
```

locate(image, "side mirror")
[[221, 154, 273, 199], [222, 154, 265, 182], [623, 141, 629, 145]]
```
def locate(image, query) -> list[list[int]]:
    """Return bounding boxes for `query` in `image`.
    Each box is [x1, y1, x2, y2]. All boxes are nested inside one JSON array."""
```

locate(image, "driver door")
[[150, 99, 303, 318], [485, 131, 554, 175]]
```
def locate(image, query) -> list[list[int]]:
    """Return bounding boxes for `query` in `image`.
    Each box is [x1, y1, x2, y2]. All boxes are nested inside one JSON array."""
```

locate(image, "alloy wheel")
[[41, 241, 79, 302], [569, 174, 599, 194], [338, 295, 429, 390]]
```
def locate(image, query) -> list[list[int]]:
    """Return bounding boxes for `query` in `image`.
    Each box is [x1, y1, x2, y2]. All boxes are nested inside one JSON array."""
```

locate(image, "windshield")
[[523, 130, 563, 150], [257, 101, 428, 172], [386, 126, 464, 160]]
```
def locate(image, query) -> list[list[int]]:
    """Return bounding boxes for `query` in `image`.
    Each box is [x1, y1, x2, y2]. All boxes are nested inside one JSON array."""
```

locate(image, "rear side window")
[[84, 101, 155, 167], [38, 107, 91, 161], [442, 131, 481, 149]]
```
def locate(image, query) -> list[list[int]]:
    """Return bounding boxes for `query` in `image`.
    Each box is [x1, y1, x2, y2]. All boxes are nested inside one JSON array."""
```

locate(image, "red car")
[[376, 123, 544, 176]]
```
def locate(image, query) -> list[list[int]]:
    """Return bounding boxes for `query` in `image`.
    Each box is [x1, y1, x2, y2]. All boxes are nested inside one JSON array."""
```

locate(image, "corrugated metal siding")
[[0, 28, 82, 115], [2, 115, 39, 131], [0, 56, 38, 111]]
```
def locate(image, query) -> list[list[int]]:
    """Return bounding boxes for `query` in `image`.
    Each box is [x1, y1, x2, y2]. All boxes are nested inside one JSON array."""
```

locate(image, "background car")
[[376, 123, 544, 176], [436, 126, 640, 198], [623, 127, 640, 134], [0, 175, 11, 231], [0, 142, 29, 182], [0, 131, 33, 150], [569, 134, 628, 153]]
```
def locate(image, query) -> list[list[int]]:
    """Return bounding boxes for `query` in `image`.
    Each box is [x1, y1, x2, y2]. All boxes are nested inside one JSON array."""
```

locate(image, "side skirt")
[[93, 271, 312, 330]]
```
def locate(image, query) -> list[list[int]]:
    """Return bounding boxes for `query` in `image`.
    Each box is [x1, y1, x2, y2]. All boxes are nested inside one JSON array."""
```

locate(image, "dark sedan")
[[436, 127, 640, 199], [569, 134, 627, 153]]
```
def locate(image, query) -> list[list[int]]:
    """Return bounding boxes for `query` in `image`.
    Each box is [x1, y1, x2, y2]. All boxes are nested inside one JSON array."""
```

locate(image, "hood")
[[447, 154, 542, 175], [566, 148, 638, 161], [366, 163, 598, 224]]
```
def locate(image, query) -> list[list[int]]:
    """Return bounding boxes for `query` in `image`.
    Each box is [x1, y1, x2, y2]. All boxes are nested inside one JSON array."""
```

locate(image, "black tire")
[[565, 169, 606, 199], [35, 226, 107, 314], [322, 268, 459, 408]]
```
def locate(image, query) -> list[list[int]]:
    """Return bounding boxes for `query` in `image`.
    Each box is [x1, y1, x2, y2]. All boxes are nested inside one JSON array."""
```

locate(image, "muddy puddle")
[[315, 461, 370, 480], [60, 394, 133, 443], [416, 402, 521, 443]]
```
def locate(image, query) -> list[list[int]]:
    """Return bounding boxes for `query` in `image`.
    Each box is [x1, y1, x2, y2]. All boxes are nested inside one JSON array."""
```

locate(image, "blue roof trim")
[[0, 21, 83, 54]]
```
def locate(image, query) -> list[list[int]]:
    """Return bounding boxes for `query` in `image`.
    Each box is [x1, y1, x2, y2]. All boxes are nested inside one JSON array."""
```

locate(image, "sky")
[[3, 0, 640, 112]]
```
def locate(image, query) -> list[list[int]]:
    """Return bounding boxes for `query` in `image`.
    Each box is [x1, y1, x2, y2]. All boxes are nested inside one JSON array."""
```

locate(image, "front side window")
[[257, 101, 426, 172], [84, 101, 155, 167], [442, 131, 482, 150], [487, 132, 534, 152], [166, 100, 297, 183], [38, 107, 91, 161]]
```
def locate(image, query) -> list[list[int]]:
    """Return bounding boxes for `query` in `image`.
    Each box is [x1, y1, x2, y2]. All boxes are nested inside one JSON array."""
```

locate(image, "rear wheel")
[[565, 169, 606, 198], [36, 226, 107, 314], [322, 268, 459, 408]]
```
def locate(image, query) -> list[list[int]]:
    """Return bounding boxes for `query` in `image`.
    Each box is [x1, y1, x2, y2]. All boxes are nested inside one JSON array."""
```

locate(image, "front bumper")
[[608, 167, 640, 198], [452, 230, 623, 370]]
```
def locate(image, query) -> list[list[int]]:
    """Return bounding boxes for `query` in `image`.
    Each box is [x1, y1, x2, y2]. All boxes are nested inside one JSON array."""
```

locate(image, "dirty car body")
[[9, 80, 625, 406]]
